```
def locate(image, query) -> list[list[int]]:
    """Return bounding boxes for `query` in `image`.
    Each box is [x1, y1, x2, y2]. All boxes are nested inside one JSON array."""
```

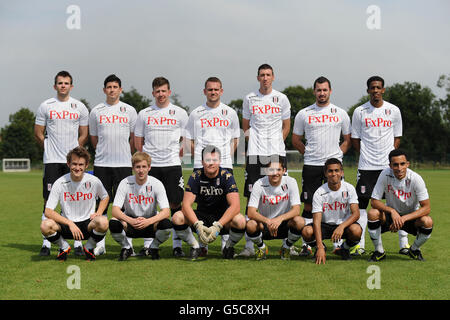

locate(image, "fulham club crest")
[[84, 181, 91, 190], [71, 103, 77, 109], [146, 185, 152, 193], [222, 109, 228, 116], [281, 184, 288, 191], [120, 106, 127, 113], [342, 191, 348, 200], [360, 186, 366, 194], [169, 109, 175, 116], [385, 109, 391, 115], [331, 107, 337, 114], [273, 96, 279, 104]]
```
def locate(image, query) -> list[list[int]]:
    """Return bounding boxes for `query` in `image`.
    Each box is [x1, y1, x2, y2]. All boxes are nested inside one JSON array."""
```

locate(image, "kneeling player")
[[172, 145, 246, 260], [109, 152, 172, 261], [367, 149, 433, 262], [40, 147, 109, 261], [302, 158, 362, 264], [246, 158, 304, 260]]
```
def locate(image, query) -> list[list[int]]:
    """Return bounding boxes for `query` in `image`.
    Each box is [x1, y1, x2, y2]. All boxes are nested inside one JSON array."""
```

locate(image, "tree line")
[[1, 76, 449, 166]]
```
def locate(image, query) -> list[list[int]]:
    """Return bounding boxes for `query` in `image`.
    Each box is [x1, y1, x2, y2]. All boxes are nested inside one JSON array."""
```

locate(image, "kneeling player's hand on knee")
[[206, 221, 223, 243]]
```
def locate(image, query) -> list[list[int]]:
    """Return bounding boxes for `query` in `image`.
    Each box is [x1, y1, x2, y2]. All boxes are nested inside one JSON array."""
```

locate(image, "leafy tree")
[[121, 87, 152, 113], [0, 108, 42, 163]]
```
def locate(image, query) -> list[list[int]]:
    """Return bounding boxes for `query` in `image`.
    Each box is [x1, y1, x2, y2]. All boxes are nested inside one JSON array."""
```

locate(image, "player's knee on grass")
[[347, 223, 362, 241], [40, 219, 58, 236], [416, 215, 433, 229], [245, 219, 259, 234], [230, 214, 246, 230], [367, 208, 381, 221], [289, 216, 305, 231], [91, 215, 109, 233], [171, 211, 186, 226], [302, 225, 314, 242]]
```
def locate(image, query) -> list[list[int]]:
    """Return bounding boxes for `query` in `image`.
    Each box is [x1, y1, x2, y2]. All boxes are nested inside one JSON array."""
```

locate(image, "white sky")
[[1, 0, 449, 127]]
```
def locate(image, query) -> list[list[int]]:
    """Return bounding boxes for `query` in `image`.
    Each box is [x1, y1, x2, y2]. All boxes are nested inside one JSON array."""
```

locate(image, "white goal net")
[[2, 158, 31, 172]]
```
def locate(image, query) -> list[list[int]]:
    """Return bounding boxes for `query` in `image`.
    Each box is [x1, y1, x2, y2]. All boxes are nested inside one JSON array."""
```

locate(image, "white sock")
[[176, 226, 199, 249], [284, 229, 302, 249], [86, 230, 106, 250], [111, 230, 131, 249], [150, 229, 171, 249], [73, 240, 83, 248], [221, 234, 230, 250], [143, 238, 153, 248], [225, 229, 244, 249], [172, 229, 182, 248], [41, 213, 51, 248], [95, 237, 105, 249], [368, 220, 384, 253], [357, 209, 367, 249], [411, 228, 432, 251], [398, 230, 409, 248], [48, 232, 69, 251], [247, 232, 263, 248]]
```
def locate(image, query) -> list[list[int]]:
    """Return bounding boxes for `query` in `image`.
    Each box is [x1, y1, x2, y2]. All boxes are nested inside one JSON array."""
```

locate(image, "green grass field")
[[1, 167, 449, 300]]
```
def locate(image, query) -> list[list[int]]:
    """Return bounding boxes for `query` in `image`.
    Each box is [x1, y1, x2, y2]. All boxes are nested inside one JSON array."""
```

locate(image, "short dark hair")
[[152, 77, 170, 90], [367, 76, 385, 89], [201, 145, 221, 161], [54, 71, 73, 85], [324, 158, 343, 171], [267, 155, 286, 169], [314, 76, 331, 90], [104, 74, 121, 88], [257, 64, 273, 76], [66, 146, 91, 164], [389, 149, 408, 163], [204, 77, 222, 88]]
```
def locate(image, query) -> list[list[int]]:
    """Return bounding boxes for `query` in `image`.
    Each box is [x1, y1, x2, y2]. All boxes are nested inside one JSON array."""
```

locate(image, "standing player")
[[34, 70, 89, 256], [109, 152, 172, 261], [351, 76, 405, 255], [171, 146, 246, 260], [185, 77, 240, 253], [134, 77, 188, 257], [292, 76, 351, 255], [40, 146, 109, 261], [89, 74, 137, 255], [367, 149, 433, 262], [246, 158, 304, 260], [241, 64, 291, 257], [302, 158, 362, 264]]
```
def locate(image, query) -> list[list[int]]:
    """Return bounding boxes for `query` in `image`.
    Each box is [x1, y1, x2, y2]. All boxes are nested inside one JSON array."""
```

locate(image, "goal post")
[[2, 158, 31, 172]]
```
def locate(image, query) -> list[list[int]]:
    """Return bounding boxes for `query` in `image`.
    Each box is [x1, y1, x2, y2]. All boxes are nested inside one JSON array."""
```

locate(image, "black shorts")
[[94, 166, 132, 202], [42, 163, 70, 200], [301, 165, 326, 205], [381, 213, 418, 235], [149, 166, 184, 204], [307, 222, 362, 240], [356, 170, 383, 209], [261, 220, 290, 240], [194, 209, 229, 235], [59, 219, 92, 240], [125, 218, 172, 238], [244, 155, 287, 198]]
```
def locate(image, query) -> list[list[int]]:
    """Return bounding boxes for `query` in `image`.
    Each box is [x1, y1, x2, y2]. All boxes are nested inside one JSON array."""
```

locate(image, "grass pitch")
[[0, 167, 449, 300]]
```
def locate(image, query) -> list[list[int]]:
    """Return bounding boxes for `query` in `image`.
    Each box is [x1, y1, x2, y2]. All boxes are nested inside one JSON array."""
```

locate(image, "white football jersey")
[[242, 89, 291, 156], [351, 101, 402, 170], [312, 181, 359, 225], [46, 173, 108, 222], [185, 103, 240, 169], [113, 175, 169, 218], [293, 103, 351, 166], [248, 175, 301, 219], [135, 103, 188, 167], [89, 101, 137, 167], [35, 97, 89, 164], [371, 168, 429, 215]]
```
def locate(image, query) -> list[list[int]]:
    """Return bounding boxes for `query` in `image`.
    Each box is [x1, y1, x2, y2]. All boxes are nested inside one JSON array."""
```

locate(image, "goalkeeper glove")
[[193, 220, 210, 244], [206, 221, 223, 243]]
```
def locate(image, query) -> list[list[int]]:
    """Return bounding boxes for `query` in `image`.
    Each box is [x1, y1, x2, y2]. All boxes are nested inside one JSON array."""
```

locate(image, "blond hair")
[[132, 152, 151, 167]]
